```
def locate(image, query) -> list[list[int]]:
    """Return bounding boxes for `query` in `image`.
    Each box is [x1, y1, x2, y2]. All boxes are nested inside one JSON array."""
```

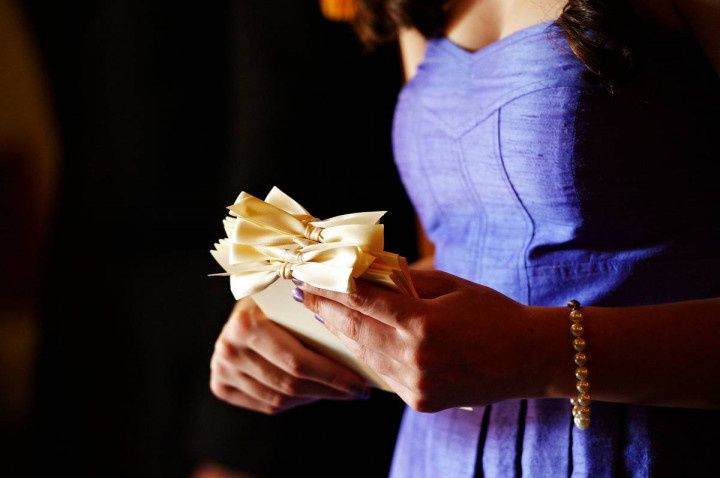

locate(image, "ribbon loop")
[[211, 239, 375, 299], [226, 187, 385, 251]]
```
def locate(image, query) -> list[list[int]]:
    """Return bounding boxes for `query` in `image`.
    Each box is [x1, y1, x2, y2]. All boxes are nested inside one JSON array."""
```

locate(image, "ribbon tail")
[[210, 240, 233, 271], [223, 217, 236, 238], [230, 270, 279, 299]]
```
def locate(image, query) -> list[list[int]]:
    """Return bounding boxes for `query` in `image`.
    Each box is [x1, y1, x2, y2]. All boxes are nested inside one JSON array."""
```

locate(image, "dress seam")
[[496, 108, 535, 304], [416, 84, 583, 139], [457, 130, 487, 283]]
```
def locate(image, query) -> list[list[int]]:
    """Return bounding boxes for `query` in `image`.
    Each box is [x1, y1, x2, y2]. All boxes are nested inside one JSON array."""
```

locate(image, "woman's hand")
[[295, 269, 539, 412], [209, 297, 371, 414]]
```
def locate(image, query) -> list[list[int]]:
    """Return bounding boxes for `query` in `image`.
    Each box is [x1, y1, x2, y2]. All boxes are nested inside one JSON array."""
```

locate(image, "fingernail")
[[314, 314, 325, 324], [291, 278, 304, 286], [351, 385, 371, 400], [291, 287, 304, 303]]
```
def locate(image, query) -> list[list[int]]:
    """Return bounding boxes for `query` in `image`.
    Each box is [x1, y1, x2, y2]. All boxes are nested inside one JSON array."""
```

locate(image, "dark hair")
[[352, 0, 640, 92]]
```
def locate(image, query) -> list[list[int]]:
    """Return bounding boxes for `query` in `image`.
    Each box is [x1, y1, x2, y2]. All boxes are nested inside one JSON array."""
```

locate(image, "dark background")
[[2, 0, 419, 476]]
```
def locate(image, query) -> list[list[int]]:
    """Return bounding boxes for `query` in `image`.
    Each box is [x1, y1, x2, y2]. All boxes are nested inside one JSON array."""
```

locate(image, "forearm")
[[525, 297, 720, 409]]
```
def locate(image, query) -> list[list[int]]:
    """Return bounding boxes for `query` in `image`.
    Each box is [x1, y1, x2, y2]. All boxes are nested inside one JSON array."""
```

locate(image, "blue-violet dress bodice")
[[389, 20, 720, 478]]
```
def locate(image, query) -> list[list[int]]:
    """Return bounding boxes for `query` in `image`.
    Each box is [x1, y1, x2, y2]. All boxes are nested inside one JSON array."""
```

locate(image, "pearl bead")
[[576, 380, 590, 393], [578, 392, 592, 406], [569, 309, 583, 321], [572, 404, 591, 417], [567, 299, 590, 429], [574, 415, 591, 430]]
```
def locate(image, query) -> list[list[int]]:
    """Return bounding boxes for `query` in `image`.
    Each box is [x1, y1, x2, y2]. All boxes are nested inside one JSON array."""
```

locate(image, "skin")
[[209, 296, 370, 415], [297, 274, 720, 412], [209, 0, 720, 416]]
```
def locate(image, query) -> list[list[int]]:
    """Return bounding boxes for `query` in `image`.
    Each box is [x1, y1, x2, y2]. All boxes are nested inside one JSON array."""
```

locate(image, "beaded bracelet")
[[568, 299, 591, 430]]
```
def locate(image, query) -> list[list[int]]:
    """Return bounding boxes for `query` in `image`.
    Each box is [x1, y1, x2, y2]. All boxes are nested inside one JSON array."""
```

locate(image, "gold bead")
[[567, 299, 580, 309], [577, 392, 592, 406], [574, 415, 591, 430], [575, 366, 589, 380], [570, 322, 584, 336], [569, 309, 583, 321], [570, 397, 578, 406], [576, 380, 590, 393], [573, 338, 586, 352], [574, 352, 587, 366]]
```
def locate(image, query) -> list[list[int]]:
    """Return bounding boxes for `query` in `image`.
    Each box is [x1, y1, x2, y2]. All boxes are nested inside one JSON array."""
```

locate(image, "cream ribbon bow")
[[225, 187, 386, 251], [211, 187, 386, 299], [211, 241, 375, 299]]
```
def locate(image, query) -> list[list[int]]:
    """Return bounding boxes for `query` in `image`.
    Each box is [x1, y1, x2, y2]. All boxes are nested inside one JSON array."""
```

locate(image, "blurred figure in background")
[[0, 0, 58, 474], [16, 0, 414, 476]]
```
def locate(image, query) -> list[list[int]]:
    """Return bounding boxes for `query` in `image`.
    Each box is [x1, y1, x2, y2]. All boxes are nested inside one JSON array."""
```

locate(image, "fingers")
[[213, 345, 363, 400], [210, 298, 371, 413], [236, 316, 368, 395], [300, 290, 406, 356], [296, 278, 413, 327], [209, 380, 317, 416], [321, 321, 419, 392]]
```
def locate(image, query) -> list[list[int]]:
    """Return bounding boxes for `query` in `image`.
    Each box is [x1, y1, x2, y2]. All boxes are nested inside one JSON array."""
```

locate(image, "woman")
[[209, 0, 720, 475]]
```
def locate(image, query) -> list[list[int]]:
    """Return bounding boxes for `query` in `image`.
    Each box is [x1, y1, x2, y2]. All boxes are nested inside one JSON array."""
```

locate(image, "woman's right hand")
[[210, 297, 371, 414]]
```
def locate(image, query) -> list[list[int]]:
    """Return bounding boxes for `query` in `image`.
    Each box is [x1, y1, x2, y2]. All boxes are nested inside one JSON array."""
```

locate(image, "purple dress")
[[388, 20, 720, 477]]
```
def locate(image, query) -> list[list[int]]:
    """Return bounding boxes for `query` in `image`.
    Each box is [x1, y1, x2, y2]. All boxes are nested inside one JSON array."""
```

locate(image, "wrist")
[[522, 305, 577, 400]]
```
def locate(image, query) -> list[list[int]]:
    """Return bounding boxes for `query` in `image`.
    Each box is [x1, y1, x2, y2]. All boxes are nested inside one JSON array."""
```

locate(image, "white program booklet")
[[252, 278, 393, 391]]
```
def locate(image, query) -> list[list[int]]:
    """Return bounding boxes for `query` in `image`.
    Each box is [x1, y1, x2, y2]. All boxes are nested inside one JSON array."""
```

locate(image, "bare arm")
[[527, 0, 720, 409], [530, 297, 720, 409], [398, 27, 427, 82], [396, 4, 719, 411]]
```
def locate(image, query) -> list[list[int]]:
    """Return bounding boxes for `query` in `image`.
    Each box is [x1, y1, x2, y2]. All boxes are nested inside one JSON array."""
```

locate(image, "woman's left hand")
[[295, 269, 542, 412]]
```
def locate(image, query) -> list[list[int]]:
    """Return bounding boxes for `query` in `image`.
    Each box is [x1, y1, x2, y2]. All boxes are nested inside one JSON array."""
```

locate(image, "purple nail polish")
[[291, 278, 304, 286], [292, 287, 304, 303], [314, 314, 325, 324]]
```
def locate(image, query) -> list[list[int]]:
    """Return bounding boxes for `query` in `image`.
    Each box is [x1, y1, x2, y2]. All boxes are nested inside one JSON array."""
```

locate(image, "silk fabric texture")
[[389, 20, 720, 478]]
